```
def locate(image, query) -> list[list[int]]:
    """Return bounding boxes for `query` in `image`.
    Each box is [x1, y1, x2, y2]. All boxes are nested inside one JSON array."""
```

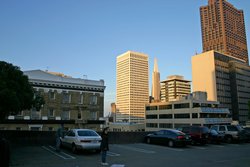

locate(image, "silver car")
[[60, 129, 102, 153]]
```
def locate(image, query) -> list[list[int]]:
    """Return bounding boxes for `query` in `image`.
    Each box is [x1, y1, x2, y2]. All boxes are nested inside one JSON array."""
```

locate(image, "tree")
[[0, 61, 44, 121]]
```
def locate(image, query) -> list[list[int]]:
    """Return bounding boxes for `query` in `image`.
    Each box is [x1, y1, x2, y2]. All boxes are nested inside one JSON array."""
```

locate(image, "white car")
[[60, 129, 102, 153]]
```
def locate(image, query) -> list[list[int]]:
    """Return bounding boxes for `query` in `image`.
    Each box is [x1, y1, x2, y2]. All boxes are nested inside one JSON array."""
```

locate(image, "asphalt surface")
[[10, 142, 250, 167]]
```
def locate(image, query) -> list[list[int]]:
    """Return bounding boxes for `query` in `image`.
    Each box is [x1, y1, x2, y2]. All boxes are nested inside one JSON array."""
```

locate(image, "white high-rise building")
[[151, 58, 160, 102], [116, 51, 149, 123]]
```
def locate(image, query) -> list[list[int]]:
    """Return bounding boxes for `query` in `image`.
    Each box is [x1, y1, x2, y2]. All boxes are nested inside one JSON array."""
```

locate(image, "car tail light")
[[177, 135, 184, 139]]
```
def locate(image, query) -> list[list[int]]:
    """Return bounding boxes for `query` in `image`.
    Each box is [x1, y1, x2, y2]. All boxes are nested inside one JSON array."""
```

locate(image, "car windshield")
[[77, 130, 99, 137], [210, 129, 218, 135]]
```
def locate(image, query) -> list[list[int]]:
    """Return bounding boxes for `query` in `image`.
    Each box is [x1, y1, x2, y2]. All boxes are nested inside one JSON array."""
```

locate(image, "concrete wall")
[[0, 130, 150, 146]]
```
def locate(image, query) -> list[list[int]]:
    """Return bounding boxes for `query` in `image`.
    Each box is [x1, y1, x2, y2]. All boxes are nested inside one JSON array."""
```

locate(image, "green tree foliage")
[[0, 61, 44, 120]]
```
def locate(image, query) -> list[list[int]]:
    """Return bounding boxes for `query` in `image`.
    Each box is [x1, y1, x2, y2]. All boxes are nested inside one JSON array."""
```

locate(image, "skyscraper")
[[116, 51, 149, 123], [200, 0, 248, 63], [151, 58, 160, 102]]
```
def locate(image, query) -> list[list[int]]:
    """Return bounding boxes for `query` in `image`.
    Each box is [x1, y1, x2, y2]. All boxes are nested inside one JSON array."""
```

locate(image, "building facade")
[[160, 75, 191, 102], [200, 0, 248, 63], [0, 70, 106, 131], [145, 92, 232, 131], [192, 50, 250, 124], [116, 51, 149, 123]]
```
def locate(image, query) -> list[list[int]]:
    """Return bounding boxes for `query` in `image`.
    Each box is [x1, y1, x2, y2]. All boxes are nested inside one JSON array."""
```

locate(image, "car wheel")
[[146, 138, 151, 144], [225, 136, 233, 144], [72, 144, 77, 154], [168, 140, 174, 147]]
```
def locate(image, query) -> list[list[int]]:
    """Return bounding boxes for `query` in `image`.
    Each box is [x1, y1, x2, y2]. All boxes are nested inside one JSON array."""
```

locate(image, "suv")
[[181, 126, 209, 145], [210, 125, 246, 143]]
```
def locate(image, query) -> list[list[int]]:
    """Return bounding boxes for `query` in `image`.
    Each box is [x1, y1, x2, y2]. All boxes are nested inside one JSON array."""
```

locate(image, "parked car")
[[180, 126, 209, 145], [210, 125, 246, 143], [207, 129, 224, 144], [243, 127, 250, 142], [145, 129, 191, 147], [60, 129, 102, 153]]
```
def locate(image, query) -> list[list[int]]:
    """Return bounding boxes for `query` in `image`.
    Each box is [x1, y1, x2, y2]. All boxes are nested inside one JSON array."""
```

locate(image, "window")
[[146, 123, 158, 128], [146, 106, 158, 111], [48, 108, 54, 117], [227, 125, 238, 131], [49, 91, 55, 100], [159, 114, 172, 119], [31, 107, 40, 119], [79, 94, 83, 104], [90, 111, 97, 120], [78, 110, 82, 119], [219, 126, 226, 131], [159, 123, 172, 128], [159, 105, 172, 110], [62, 91, 71, 103], [192, 113, 198, 118], [146, 115, 158, 119], [90, 95, 97, 105], [174, 114, 190, 119], [193, 103, 200, 108], [174, 103, 190, 109], [62, 110, 70, 120]]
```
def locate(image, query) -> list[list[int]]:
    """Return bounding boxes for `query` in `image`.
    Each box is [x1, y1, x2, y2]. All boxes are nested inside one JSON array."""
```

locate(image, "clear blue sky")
[[1, 0, 250, 115]]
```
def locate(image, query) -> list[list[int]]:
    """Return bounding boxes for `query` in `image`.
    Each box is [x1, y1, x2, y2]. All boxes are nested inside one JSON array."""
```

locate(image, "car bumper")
[[76, 142, 101, 150]]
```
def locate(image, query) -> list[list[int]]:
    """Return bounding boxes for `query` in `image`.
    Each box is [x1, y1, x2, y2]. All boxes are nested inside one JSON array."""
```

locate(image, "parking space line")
[[138, 143, 184, 152], [188, 146, 206, 150], [107, 151, 120, 156], [41, 146, 76, 160], [209, 145, 225, 148], [113, 144, 155, 154], [48, 146, 76, 159], [163, 147, 184, 152]]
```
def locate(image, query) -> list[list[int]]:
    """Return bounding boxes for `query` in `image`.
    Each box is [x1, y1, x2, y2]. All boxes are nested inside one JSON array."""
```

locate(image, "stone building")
[[0, 70, 105, 131]]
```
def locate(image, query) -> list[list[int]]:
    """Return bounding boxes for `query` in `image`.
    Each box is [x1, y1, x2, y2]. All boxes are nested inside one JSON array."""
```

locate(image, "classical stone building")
[[0, 70, 106, 131]]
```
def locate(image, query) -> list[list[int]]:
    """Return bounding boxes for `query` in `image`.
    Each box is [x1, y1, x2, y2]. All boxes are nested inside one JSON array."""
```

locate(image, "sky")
[[1, 0, 250, 116]]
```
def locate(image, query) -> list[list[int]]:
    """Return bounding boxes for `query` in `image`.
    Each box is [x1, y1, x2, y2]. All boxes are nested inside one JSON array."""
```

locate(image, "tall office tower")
[[192, 50, 250, 124], [160, 75, 191, 102], [200, 0, 248, 63], [116, 51, 149, 123], [151, 58, 161, 102]]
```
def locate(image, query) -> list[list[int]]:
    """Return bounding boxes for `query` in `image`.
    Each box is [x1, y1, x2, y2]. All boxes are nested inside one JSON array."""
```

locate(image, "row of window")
[[146, 113, 228, 119], [48, 91, 98, 105], [146, 103, 219, 111]]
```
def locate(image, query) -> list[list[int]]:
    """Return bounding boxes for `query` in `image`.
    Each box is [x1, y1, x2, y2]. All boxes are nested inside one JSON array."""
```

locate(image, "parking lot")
[[10, 142, 250, 167]]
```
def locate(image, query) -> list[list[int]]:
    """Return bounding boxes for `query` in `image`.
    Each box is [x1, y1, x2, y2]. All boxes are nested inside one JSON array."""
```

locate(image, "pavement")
[[10, 142, 250, 167]]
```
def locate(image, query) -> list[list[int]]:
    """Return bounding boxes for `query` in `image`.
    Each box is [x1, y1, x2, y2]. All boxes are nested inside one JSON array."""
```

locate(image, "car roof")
[[71, 129, 96, 132], [162, 129, 183, 133]]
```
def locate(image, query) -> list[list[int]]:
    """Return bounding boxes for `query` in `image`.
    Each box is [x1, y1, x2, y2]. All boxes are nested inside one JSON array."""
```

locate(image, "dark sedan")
[[145, 129, 191, 147], [243, 127, 250, 142]]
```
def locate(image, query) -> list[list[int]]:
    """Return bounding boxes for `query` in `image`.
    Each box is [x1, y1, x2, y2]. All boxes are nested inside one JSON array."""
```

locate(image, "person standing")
[[100, 127, 109, 166], [55, 123, 64, 152]]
